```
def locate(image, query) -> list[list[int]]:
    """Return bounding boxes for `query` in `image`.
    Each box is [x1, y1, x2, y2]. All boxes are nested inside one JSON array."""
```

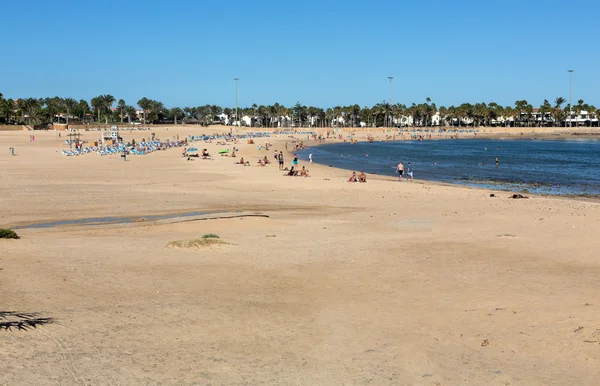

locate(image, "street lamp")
[[388, 76, 393, 127], [233, 77, 239, 127], [568, 70, 573, 127]]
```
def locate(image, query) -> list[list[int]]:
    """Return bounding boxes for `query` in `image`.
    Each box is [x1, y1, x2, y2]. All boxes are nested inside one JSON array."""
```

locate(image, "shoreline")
[[281, 130, 600, 202]]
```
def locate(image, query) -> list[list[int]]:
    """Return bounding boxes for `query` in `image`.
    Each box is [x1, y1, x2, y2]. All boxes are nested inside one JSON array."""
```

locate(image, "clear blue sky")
[[2, 0, 598, 109]]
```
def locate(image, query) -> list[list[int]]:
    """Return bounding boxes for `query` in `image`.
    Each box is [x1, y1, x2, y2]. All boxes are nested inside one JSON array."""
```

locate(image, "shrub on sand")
[[0, 229, 19, 239], [202, 233, 220, 239], [167, 238, 227, 248]]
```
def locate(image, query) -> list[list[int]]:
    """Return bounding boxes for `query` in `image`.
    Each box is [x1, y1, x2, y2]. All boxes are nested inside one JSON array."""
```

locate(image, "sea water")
[[298, 138, 600, 195]]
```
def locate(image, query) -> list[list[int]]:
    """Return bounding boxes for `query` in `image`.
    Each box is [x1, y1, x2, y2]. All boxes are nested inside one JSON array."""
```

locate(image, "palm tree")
[[137, 97, 151, 124], [502, 106, 513, 127], [18, 98, 43, 125], [325, 108, 333, 128], [118, 99, 126, 123], [514, 100, 529, 127], [539, 99, 552, 127], [148, 100, 165, 123], [574, 99, 585, 125], [0, 94, 8, 123], [101, 95, 115, 124], [392, 104, 406, 127], [554, 97, 566, 126], [63, 98, 77, 126], [171, 107, 184, 124], [43, 97, 62, 124], [425, 97, 432, 126], [91, 96, 103, 122], [438, 106, 448, 126], [75, 99, 91, 123], [125, 105, 137, 123], [524, 103, 533, 127], [486, 103, 500, 126], [333, 106, 342, 127]]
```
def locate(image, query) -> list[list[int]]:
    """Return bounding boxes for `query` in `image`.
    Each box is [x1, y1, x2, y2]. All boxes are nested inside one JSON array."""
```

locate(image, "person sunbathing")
[[299, 166, 310, 177], [287, 166, 297, 176], [347, 172, 358, 182], [201, 149, 211, 158], [263, 156, 271, 164], [358, 171, 367, 183]]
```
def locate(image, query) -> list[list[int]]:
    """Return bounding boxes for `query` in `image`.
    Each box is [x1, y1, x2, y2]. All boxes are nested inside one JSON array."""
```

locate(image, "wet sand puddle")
[[13, 210, 242, 229]]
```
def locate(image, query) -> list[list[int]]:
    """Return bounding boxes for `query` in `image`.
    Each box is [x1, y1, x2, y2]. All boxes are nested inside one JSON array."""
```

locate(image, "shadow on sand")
[[0, 311, 54, 331]]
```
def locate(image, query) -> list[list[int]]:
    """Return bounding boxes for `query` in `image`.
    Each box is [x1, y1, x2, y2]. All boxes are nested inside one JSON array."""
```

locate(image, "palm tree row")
[[0, 92, 597, 128]]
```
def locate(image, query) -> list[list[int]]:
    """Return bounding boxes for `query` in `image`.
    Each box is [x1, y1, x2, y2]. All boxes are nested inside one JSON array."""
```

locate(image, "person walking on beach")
[[396, 161, 404, 181], [407, 162, 413, 180], [278, 151, 284, 170], [309, 153, 313, 164]]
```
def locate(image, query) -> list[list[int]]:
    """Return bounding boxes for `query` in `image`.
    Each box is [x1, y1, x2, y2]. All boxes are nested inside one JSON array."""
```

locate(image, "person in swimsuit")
[[358, 171, 367, 183], [396, 161, 404, 181]]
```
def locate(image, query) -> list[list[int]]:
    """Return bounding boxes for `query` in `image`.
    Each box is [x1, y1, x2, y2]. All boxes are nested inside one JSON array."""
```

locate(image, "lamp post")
[[388, 76, 393, 127], [233, 77, 239, 127], [568, 70, 573, 127]]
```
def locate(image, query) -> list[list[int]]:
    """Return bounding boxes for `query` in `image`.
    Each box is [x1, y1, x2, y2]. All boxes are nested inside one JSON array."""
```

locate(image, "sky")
[[1, 0, 599, 109]]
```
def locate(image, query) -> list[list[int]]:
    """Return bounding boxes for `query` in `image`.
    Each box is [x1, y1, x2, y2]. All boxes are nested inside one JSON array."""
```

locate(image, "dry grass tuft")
[[167, 238, 229, 249]]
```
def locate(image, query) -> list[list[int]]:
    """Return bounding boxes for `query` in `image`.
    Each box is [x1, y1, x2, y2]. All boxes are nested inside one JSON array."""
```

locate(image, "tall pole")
[[388, 76, 393, 127], [568, 70, 573, 128], [233, 77, 239, 127]]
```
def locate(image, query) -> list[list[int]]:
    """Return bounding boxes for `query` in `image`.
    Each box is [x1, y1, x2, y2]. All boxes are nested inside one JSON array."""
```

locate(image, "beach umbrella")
[[218, 149, 229, 154], [187, 147, 198, 152]]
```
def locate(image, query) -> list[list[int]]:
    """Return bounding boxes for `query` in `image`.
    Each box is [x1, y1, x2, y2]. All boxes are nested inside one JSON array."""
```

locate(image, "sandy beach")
[[1, 126, 600, 385]]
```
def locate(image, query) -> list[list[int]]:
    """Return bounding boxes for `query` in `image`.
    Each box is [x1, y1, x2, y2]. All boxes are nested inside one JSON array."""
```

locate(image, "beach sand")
[[1, 127, 599, 385]]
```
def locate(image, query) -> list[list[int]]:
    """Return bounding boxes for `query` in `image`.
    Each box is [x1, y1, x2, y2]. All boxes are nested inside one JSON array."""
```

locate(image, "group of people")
[[286, 165, 310, 177], [182, 147, 211, 160], [395, 161, 414, 181], [347, 171, 367, 183]]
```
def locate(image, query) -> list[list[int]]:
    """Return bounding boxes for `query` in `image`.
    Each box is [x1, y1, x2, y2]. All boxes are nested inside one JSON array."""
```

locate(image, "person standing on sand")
[[396, 161, 404, 181], [278, 151, 284, 170], [407, 162, 413, 180]]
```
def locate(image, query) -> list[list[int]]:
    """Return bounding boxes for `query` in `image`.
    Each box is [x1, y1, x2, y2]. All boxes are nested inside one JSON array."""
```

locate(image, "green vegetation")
[[201, 233, 220, 239], [167, 238, 228, 248], [0, 229, 19, 239], [0, 91, 597, 128]]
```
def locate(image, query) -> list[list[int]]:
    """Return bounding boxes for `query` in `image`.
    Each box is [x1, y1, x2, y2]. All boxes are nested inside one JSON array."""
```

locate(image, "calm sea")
[[298, 138, 600, 195]]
